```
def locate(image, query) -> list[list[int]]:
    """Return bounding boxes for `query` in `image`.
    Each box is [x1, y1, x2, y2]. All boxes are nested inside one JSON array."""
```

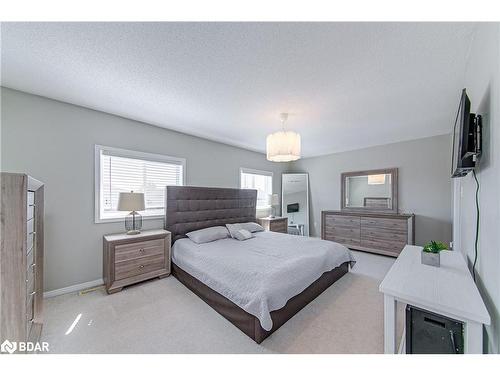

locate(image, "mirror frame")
[[340, 168, 398, 214], [281, 173, 310, 236]]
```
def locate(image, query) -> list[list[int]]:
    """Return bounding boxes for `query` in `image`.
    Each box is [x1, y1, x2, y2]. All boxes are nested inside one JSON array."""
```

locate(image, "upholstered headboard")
[[165, 186, 257, 243]]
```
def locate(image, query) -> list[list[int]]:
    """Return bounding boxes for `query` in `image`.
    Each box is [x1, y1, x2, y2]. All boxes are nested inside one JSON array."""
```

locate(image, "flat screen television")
[[451, 88, 482, 178], [287, 203, 299, 213]]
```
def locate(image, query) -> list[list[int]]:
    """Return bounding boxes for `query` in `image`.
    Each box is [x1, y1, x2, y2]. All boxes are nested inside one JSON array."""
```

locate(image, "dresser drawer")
[[324, 215, 360, 229], [361, 217, 407, 232], [361, 227, 407, 242], [115, 239, 165, 263], [115, 253, 166, 281], [270, 220, 287, 233], [26, 294, 34, 335], [26, 264, 35, 299], [27, 191, 35, 206], [324, 234, 360, 248], [27, 218, 35, 253], [325, 226, 360, 239], [360, 238, 406, 254], [27, 247, 35, 271], [27, 205, 35, 222]]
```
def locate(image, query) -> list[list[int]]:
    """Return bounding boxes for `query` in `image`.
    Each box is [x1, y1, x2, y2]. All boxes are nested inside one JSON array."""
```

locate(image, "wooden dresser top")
[[322, 210, 414, 219], [104, 229, 170, 243]]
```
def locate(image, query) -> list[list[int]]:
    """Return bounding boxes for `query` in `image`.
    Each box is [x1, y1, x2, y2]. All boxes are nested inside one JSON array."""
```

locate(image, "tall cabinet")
[[1, 173, 44, 346]]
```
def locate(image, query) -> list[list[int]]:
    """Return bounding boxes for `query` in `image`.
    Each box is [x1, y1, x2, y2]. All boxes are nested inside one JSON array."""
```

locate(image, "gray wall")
[[454, 23, 499, 354], [1, 88, 288, 292], [290, 134, 452, 246]]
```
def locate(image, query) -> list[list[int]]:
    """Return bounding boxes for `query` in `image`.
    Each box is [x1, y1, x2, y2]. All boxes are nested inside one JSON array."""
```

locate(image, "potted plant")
[[421, 241, 448, 267]]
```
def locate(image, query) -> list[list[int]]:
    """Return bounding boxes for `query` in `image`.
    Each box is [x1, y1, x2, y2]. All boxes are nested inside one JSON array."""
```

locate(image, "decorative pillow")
[[225, 223, 243, 238], [232, 229, 254, 241], [186, 226, 229, 244], [226, 222, 264, 236], [240, 222, 265, 233]]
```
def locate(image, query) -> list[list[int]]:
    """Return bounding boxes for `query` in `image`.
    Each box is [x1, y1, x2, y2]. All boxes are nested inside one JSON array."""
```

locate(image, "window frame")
[[94, 144, 186, 224], [239, 167, 274, 209]]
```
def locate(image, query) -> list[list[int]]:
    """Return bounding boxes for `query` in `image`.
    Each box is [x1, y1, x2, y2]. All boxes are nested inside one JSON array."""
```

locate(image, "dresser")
[[321, 210, 414, 257], [257, 217, 288, 234], [1, 173, 44, 347], [103, 229, 171, 294]]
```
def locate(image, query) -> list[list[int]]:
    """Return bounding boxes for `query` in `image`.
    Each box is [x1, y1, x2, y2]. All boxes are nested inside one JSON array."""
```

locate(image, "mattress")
[[172, 231, 355, 331]]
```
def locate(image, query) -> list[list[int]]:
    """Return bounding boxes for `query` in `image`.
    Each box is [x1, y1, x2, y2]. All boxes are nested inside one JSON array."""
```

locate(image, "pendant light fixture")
[[266, 113, 301, 162]]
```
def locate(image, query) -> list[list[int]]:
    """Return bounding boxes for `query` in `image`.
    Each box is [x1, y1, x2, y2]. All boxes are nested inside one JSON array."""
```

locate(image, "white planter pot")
[[421, 251, 440, 267]]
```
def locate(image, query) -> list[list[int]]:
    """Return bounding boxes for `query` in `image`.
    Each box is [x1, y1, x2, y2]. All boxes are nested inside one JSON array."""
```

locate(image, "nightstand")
[[103, 229, 171, 294], [257, 217, 288, 234]]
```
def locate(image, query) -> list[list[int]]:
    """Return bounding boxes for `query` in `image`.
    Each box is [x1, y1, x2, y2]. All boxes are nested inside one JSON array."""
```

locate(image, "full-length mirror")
[[282, 173, 309, 236], [341, 168, 398, 213]]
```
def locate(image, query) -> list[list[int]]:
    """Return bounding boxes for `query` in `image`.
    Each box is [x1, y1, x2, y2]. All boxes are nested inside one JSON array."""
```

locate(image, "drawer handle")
[[29, 318, 34, 323], [139, 248, 145, 253], [31, 263, 36, 269], [29, 231, 36, 235], [139, 265, 144, 269], [30, 291, 36, 296]]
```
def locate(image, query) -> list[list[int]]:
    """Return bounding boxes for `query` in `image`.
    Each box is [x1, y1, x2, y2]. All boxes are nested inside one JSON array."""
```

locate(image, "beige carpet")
[[42, 271, 404, 354]]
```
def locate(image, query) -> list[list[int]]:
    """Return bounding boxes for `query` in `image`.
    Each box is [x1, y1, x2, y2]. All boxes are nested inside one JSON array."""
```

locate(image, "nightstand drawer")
[[115, 239, 165, 263], [115, 253, 166, 280], [270, 221, 287, 233]]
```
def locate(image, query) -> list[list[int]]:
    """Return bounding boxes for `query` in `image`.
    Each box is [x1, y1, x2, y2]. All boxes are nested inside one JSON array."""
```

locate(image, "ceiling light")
[[266, 113, 301, 162]]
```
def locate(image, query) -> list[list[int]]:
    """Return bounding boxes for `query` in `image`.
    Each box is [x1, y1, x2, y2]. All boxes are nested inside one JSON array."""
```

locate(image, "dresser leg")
[[158, 274, 169, 279], [107, 287, 123, 294]]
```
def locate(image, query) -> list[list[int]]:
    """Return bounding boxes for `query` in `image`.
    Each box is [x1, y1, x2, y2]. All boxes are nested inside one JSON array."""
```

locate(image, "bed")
[[165, 186, 355, 343]]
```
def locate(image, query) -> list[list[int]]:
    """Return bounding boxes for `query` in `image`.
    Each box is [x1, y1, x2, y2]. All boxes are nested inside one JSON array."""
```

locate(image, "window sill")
[[95, 214, 164, 224]]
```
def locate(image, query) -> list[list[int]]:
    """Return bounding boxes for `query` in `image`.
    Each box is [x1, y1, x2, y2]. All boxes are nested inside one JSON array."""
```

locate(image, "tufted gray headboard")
[[165, 186, 257, 243]]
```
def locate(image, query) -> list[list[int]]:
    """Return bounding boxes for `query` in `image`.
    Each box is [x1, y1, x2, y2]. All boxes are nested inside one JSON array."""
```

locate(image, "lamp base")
[[126, 229, 141, 235]]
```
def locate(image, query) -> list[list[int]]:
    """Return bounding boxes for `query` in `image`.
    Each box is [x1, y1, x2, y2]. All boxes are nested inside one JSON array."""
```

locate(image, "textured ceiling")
[[1, 22, 476, 157]]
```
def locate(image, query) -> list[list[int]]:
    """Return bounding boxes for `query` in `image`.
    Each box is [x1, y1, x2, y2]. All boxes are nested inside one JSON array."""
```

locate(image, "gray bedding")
[[172, 231, 355, 331]]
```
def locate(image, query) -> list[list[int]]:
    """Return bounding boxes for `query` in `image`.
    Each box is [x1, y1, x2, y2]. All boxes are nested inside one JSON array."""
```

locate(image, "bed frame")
[[165, 186, 349, 343]]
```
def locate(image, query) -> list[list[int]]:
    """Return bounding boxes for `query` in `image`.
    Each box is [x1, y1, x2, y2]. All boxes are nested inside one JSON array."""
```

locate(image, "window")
[[95, 145, 185, 222], [240, 168, 273, 209]]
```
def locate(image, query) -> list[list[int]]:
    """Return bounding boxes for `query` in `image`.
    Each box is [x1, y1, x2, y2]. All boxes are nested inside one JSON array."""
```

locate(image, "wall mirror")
[[341, 168, 398, 213], [282, 173, 309, 236]]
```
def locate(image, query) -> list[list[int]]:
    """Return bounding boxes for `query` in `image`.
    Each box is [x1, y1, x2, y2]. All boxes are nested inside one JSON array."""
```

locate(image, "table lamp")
[[117, 191, 145, 235], [268, 194, 279, 218]]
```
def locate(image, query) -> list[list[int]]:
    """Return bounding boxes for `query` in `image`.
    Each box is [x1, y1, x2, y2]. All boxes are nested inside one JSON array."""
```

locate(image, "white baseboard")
[[44, 278, 104, 298]]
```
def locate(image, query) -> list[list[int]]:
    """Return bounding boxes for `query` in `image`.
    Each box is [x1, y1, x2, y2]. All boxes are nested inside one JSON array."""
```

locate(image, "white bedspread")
[[172, 231, 356, 331]]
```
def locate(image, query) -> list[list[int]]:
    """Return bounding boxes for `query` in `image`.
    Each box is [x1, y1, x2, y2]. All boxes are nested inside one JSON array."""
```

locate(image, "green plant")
[[423, 240, 448, 253]]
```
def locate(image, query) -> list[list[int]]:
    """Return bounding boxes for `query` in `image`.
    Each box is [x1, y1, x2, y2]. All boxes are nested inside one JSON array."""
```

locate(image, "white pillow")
[[226, 222, 263, 237], [240, 222, 264, 233], [186, 226, 229, 244], [233, 229, 254, 241], [225, 223, 242, 238]]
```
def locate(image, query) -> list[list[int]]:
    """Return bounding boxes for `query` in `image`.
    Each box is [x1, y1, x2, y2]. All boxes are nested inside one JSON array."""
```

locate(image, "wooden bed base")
[[172, 262, 349, 343]]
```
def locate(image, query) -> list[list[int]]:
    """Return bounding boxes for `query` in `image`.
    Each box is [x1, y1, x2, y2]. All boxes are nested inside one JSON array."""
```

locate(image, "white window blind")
[[240, 168, 273, 209], [95, 146, 185, 222]]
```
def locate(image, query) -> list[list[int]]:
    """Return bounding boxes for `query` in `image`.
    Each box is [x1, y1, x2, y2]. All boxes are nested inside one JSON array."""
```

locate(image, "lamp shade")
[[117, 191, 145, 212], [266, 131, 301, 162], [268, 194, 279, 206]]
